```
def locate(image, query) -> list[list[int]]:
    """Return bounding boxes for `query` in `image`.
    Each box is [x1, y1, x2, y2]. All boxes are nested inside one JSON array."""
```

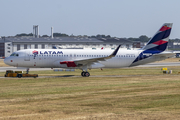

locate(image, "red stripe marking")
[[159, 26, 171, 31], [153, 40, 168, 45], [60, 61, 77, 67]]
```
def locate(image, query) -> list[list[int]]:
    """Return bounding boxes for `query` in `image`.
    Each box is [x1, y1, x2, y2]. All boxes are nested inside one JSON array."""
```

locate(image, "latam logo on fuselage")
[[32, 50, 63, 55], [32, 50, 38, 55]]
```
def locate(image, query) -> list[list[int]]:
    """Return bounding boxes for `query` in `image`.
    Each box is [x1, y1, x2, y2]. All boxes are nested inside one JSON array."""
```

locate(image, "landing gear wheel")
[[84, 72, 90, 77], [81, 72, 85, 76], [81, 72, 90, 77]]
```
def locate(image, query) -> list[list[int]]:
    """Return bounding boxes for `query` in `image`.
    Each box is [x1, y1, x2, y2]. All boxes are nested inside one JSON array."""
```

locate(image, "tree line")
[[14, 33, 179, 42]]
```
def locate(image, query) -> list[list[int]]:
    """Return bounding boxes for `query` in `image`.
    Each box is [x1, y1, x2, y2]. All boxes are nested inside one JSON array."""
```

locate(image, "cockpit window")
[[10, 53, 19, 57]]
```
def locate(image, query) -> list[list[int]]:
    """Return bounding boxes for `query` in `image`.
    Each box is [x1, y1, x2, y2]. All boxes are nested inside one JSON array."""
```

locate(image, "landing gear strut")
[[81, 71, 90, 77]]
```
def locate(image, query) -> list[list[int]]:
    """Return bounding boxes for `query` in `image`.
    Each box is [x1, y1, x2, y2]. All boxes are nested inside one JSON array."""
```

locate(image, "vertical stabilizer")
[[132, 23, 173, 64], [142, 23, 172, 52]]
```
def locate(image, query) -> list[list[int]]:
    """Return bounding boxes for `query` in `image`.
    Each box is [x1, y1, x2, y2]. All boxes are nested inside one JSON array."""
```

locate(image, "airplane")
[[4, 23, 175, 77]]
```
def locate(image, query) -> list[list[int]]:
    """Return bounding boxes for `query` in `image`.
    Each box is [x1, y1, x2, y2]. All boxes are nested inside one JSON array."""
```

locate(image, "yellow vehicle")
[[4, 70, 38, 78]]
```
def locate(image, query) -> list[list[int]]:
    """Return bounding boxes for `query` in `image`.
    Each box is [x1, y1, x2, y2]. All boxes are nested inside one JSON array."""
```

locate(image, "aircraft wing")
[[60, 45, 121, 67]]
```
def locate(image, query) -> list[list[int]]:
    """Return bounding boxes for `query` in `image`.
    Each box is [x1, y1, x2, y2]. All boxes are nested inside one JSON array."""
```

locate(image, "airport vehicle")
[[4, 23, 175, 77], [4, 70, 38, 78]]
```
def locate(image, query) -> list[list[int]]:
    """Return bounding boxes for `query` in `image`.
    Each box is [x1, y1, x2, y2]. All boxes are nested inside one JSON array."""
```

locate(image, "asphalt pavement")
[[0, 62, 180, 72]]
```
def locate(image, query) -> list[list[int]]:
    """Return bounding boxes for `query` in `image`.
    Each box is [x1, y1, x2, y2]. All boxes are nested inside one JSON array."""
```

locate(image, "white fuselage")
[[4, 49, 172, 69]]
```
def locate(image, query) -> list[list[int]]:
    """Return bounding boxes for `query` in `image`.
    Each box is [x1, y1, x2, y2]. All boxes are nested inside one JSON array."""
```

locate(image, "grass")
[[1, 58, 180, 119], [1, 66, 180, 77], [1, 68, 180, 119]]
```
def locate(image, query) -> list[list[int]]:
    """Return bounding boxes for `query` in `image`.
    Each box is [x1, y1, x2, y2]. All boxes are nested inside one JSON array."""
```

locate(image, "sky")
[[0, 0, 180, 39]]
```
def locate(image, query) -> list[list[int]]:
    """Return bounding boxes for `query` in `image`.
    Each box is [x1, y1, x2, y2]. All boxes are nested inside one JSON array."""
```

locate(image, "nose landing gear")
[[81, 71, 90, 77]]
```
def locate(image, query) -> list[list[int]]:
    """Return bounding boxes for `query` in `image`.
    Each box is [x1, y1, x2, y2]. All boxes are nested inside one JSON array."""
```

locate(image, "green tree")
[[15, 33, 33, 37], [53, 33, 69, 37], [42, 35, 49, 37], [139, 35, 149, 42]]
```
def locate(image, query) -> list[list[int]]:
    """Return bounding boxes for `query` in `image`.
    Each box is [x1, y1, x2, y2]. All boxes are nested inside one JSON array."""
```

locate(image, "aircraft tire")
[[81, 72, 85, 77], [85, 72, 90, 77], [81, 72, 90, 77]]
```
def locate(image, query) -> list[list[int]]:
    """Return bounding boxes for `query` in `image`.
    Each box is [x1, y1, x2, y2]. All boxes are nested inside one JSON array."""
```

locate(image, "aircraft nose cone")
[[4, 57, 11, 65], [4, 58, 8, 65]]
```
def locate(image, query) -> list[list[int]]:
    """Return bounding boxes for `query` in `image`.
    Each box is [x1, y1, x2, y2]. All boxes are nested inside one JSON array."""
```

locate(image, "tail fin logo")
[[142, 23, 172, 52], [133, 23, 173, 64], [159, 25, 171, 31], [153, 40, 168, 46]]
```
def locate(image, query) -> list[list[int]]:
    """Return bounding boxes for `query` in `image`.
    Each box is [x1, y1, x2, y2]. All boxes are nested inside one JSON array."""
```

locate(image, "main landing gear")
[[81, 71, 90, 77]]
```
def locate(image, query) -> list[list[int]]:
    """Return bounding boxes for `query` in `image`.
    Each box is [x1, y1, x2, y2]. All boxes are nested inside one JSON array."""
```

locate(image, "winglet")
[[111, 45, 121, 56], [106, 45, 121, 59]]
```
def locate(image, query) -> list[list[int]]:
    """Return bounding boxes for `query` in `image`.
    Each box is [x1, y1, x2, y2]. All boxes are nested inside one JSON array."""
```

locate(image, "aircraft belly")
[[101, 58, 133, 68], [41, 58, 54, 67]]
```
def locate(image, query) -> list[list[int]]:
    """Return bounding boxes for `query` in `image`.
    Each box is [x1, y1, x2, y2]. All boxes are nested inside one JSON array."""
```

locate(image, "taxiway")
[[0, 62, 180, 72]]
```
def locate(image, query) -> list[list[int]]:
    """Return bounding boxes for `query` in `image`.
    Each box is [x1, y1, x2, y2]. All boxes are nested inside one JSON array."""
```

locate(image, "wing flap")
[[60, 61, 77, 67]]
